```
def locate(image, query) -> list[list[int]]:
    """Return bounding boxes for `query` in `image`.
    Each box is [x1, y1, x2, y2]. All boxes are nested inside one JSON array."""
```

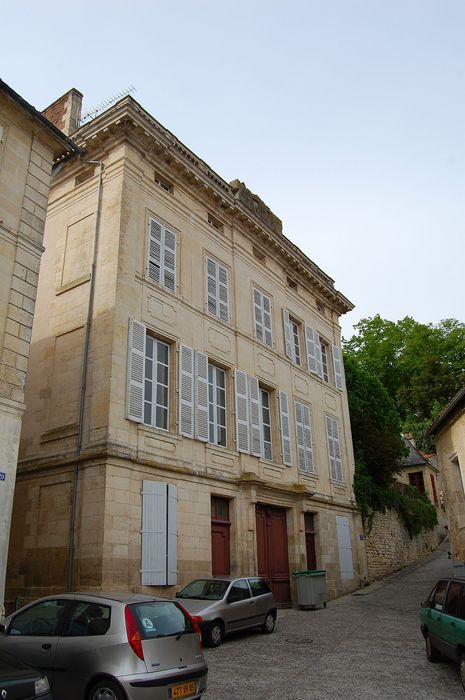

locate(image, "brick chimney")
[[42, 88, 83, 136]]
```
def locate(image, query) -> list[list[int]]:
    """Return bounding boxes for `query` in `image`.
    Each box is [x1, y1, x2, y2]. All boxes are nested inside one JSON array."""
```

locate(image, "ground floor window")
[[211, 497, 230, 575]]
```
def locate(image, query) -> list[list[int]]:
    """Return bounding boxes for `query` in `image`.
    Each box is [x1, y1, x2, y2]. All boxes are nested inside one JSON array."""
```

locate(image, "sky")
[[3, 0, 464, 339]]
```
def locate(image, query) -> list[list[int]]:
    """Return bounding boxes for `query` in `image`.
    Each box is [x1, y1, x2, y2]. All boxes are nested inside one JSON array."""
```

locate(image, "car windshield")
[[177, 579, 229, 600]]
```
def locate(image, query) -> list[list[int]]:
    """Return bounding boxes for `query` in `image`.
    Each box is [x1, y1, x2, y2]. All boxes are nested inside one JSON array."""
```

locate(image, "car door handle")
[[450, 621, 455, 627], [42, 643, 52, 650]]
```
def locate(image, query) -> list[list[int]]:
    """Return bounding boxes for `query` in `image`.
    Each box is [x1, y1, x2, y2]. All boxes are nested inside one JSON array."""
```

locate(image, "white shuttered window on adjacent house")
[[206, 257, 230, 323], [147, 217, 177, 292], [295, 401, 314, 473], [141, 481, 177, 585], [332, 344, 344, 391], [253, 288, 273, 346], [326, 415, 343, 482]]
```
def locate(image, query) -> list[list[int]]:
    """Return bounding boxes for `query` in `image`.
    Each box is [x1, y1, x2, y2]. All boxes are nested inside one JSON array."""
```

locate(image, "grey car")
[[0, 592, 208, 700], [175, 576, 277, 647]]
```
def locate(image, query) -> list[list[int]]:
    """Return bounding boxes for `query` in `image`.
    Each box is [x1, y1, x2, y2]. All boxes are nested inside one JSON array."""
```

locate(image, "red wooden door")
[[211, 497, 230, 575], [256, 504, 291, 606]]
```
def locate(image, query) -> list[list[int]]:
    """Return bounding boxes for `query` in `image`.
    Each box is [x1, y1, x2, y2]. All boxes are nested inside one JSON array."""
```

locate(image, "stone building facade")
[[6, 91, 367, 610], [426, 386, 465, 563], [0, 81, 79, 613]]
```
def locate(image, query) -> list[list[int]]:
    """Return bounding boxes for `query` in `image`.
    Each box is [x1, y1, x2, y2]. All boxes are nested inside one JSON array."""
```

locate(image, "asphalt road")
[[203, 542, 462, 699]]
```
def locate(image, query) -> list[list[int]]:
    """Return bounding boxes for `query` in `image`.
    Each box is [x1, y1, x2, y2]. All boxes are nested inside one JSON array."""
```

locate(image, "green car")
[[420, 577, 465, 690]]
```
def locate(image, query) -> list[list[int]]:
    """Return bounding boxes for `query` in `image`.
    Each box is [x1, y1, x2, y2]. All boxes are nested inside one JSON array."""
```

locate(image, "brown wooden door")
[[211, 497, 230, 575], [305, 512, 317, 570], [256, 504, 291, 606]]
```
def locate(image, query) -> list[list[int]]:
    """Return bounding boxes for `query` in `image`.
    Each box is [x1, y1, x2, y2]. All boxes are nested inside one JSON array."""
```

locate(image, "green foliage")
[[346, 354, 438, 537], [344, 315, 465, 449]]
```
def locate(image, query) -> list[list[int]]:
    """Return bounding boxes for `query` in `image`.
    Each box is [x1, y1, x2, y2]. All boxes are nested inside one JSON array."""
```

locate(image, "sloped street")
[[204, 543, 462, 699]]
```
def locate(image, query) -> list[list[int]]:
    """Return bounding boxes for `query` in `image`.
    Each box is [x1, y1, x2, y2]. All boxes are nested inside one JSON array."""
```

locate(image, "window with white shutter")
[[127, 320, 170, 430], [253, 288, 273, 347], [206, 257, 230, 323], [305, 325, 323, 379], [279, 391, 293, 466], [141, 481, 177, 586], [196, 352, 209, 442], [147, 217, 177, 292], [326, 415, 343, 482], [260, 387, 273, 460], [208, 363, 226, 446], [295, 401, 314, 473], [283, 309, 302, 365], [249, 377, 263, 458], [332, 345, 344, 391]]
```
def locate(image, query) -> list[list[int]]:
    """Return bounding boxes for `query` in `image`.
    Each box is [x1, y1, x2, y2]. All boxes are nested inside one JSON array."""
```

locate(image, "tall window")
[[147, 217, 177, 292], [127, 319, 171, 430], [206, 257, 230, 323], [305, 513, 317, 570], [144, 336, 170, 429], [320, 341, 329, 382], [260, 388, 273, 460], [283, 309, 302, 365], [209, 364, 227, 446], [253, 288, 273, 347], [326, 415, 343, 482]]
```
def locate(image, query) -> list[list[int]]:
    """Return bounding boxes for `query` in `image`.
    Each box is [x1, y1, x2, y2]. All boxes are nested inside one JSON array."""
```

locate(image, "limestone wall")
[[365, 508, 446, 581]]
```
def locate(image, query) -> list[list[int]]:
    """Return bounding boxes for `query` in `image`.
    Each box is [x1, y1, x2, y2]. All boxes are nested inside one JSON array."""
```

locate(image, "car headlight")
[[35, 675, 50, 695]]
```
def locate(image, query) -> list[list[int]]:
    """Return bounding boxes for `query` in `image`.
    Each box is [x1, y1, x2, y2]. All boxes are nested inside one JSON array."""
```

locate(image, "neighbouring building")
[[397, 434, 443, 519], [426, 386, 465, 563], [0, 80, 80, 613], [5, 90, 367, 611]]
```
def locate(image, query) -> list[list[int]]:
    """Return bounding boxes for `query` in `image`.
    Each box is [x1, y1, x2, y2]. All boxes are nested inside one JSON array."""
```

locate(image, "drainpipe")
[[66, 160, 104, 591]]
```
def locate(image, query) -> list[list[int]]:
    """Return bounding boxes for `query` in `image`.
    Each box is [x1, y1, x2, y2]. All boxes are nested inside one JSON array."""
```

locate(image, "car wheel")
[[425, 633, 440, 663], [460, 653, 465, 691], [88, 678, 126, 700], [206, 621, 223, 647], [262, 612, 275, 634]]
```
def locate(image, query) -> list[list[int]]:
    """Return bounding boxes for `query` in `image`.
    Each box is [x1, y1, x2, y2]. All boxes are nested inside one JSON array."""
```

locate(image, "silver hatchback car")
[[175, 576, 277, 647], [0, 592, 208, 700]]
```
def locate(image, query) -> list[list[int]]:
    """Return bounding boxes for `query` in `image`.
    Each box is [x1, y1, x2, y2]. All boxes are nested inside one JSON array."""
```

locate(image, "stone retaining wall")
[[365, 508, 447, 581]]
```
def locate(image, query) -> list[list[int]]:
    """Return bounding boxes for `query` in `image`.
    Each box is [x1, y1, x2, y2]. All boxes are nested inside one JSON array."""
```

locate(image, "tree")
[[345, 354, 437, 535], [344, 316, 465, 446]]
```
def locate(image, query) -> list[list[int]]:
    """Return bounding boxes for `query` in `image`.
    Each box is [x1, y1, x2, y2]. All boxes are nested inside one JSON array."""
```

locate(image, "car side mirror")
[[421, 600, 432, 609], [175, 592, 180, 598]]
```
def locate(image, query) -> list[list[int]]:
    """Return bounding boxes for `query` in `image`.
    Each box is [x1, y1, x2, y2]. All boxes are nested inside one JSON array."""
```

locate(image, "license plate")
[[169, 680, 196, 698]]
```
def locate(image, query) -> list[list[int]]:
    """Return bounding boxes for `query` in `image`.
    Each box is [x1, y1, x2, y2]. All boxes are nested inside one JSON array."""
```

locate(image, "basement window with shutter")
[[141, 480, 177, 586], [147, 216, 177, 292], [206, 257, 230, 323], [126, 319, 171, 430], [154, 171, 174, 194]]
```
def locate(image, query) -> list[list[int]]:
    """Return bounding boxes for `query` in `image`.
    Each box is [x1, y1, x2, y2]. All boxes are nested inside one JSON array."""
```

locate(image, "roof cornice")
[[70, 96, 354, 315]]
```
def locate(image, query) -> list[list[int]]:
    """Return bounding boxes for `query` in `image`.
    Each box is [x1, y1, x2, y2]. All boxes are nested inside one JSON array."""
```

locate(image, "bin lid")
[[293, 570, 326, 577]]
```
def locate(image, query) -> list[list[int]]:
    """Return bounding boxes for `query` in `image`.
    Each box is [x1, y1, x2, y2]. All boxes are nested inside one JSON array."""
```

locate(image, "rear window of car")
[[129, 602, 195, 639], [248, 578, 271, 597]]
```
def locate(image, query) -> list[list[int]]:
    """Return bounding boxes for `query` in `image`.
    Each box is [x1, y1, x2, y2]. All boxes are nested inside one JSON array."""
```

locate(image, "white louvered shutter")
[[326, 415, 343, 482], [283, 309, 294, 361], [249, 376, 262, 457], [147, 218, 177, 292], [332, 345, 344, 391], [279, 391, 292, 466], [217, 264, 230, 322], [163, 227, 177, 292], [206, 258, 229, 322], [254, 289, 273, 347], [295, 401, 314, 473], [148, 219, 162, 285], [195, 351, 209, 441], [336, 516, 354, 580], [127, 319, 146, 423], [305, 325, 323, 379], [141, 481, 167, 585], [179, 345, 195, 437], [234, 369, 250, 453], [166, 484, 178, 585]]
